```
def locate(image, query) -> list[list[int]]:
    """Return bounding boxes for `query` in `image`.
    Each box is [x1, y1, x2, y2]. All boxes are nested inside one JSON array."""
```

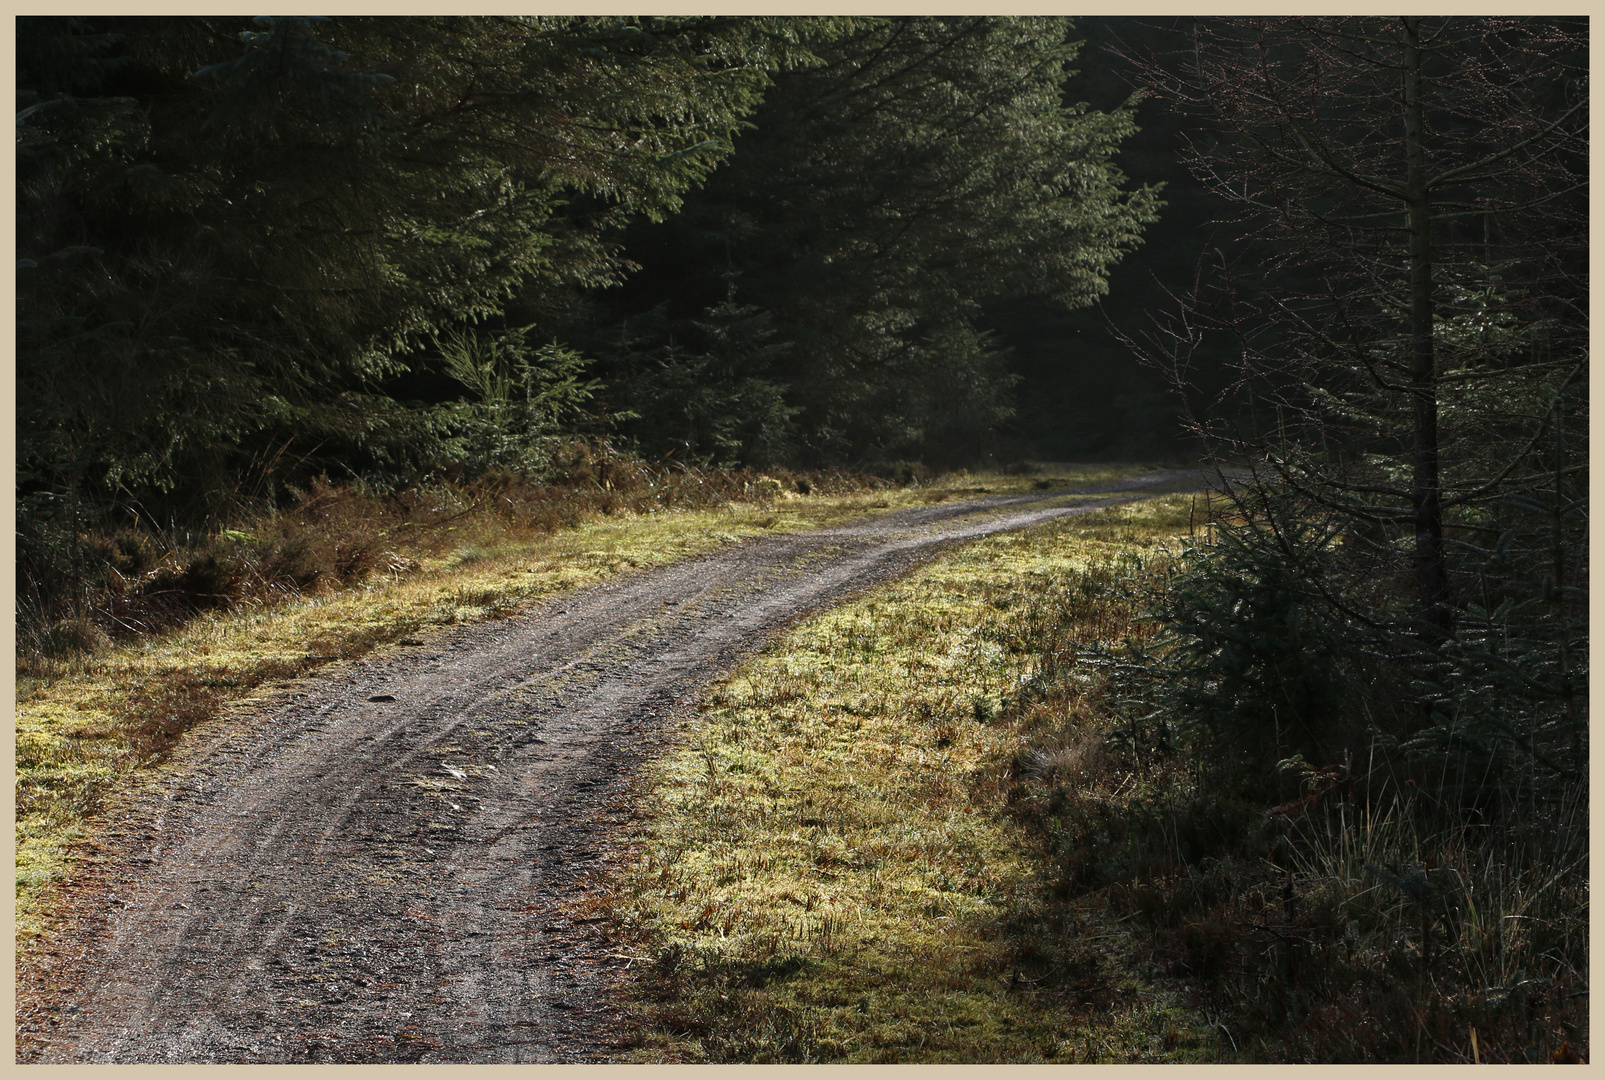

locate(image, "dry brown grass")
[[15, 459, 1146, 943]]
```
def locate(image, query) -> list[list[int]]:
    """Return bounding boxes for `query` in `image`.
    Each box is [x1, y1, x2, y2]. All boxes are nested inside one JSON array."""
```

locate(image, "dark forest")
[[16, 16, 1587, 1064]]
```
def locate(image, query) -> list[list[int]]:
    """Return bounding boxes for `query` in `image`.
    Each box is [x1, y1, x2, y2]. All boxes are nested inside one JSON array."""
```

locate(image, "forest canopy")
[[17, 14, 1157, 527]]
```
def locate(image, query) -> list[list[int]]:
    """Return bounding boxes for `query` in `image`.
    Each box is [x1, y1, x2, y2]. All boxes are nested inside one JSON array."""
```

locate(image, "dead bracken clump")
[[16, 452, 885, 673], [38, 616, 114, 657]]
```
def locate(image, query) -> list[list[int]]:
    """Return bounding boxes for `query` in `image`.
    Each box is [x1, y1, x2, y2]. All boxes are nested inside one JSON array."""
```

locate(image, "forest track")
[[16, 469, 1207, 1063]]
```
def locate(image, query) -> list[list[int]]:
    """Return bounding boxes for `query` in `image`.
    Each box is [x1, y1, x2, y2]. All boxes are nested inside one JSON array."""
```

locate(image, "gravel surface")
[[16, 469, 1207, 1063]]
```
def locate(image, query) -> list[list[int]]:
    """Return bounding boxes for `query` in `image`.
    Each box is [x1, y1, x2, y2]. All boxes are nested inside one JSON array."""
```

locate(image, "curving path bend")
[[16, 470, 1208, 1063]]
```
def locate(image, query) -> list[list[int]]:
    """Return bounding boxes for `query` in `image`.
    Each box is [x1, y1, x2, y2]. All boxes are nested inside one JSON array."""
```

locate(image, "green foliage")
[[1112, 502, 1353, 784], [17, 15, 1158, 639], [1393, 466, 1589, 806], [422, 326, 601, 478], [997, 499, 1587, 1063], [1106, 447, 1586, 807], [1074, 412, 1587, 1058], [16, 15, 788, 513], [190, 16, 395, 143], [1102, 17, 1588, 809], [598, 16, 1159, 464], [17, 14, 814, 636], [909, 326, 1022, 468], [606, 299, 801, 466]]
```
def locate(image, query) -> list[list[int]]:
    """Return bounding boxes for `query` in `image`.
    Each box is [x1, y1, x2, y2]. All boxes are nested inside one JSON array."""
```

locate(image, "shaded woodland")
[[1005, 18, 1587, 1062], [15, 16, 1588, 1063], [18, 17, 1159, 510], [18, 16, 1164, 631]]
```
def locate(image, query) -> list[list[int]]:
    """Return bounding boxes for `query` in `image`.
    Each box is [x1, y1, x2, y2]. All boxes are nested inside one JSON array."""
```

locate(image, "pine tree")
[[596, 16, 1160, 464], [17, 16, 795, 518], [1120, 17, 1586, 780]]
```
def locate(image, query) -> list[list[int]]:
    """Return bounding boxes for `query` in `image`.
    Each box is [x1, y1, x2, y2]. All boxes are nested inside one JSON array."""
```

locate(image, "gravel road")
[[17, 469, 1207, 1063]]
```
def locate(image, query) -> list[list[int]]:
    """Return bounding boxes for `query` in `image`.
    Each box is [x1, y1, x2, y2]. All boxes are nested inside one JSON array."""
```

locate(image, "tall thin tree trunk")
[[69, 470, 83, 621], [1402, 17, 1448, 638], [1552, 396, 1580, 765]]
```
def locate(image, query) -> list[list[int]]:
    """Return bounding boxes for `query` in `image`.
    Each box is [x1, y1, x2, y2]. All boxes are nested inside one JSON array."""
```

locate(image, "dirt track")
[[16, 470, 1206, 1063]]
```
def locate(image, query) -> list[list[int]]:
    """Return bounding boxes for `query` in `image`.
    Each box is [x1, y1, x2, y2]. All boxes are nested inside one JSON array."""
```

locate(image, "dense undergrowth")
[[1006, 550, 1587, 1063], [18, 443, 889, 665], [14, 454, 1131, 941], [1008, 484, 1587, 1062]]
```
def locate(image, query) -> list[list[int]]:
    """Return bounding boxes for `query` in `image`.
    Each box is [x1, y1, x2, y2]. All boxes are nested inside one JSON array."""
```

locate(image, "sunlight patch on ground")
[[607, 494, 1218, 1062]]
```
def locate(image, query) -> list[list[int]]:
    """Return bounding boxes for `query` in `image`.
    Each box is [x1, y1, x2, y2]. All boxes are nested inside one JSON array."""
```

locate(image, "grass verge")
[[602, 493, 1219, 1062], [15, 461, 1151, 943]]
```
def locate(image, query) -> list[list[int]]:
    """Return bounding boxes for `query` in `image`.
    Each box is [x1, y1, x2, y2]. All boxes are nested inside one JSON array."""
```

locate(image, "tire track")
[[17, 469, 1206, 1063]]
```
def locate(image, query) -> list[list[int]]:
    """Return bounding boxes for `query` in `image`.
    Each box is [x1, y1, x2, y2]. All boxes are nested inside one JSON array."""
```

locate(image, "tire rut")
[[17, 469, 1206, 1063]]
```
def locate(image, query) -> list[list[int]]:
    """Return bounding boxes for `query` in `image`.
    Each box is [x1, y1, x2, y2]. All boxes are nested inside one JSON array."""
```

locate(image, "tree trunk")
[[1401, 16, 1448, 639]]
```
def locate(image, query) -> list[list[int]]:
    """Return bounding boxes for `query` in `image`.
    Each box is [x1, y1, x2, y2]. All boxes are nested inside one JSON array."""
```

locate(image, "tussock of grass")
[[604, 495, 1216, 1062], [15, 462, 1148, 944]]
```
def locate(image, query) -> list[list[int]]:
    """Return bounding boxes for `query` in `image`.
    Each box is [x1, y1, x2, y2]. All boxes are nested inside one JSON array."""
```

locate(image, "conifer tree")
[[1119, 17, 1586, 781], [596, 16, 1160, 464], [1125, 16, 1586, 638], [17, 15, 796, 516]]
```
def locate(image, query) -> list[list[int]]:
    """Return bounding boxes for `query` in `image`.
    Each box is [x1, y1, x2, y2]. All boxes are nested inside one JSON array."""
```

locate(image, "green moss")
[[610, 494, 1222, 1061]]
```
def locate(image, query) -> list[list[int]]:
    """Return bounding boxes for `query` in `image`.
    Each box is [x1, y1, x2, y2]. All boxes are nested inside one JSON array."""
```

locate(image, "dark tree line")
[[1101, 23, 1585, 1036], [987, 21, 1586, 1058], [1117, 16, 1587, 766], [583, 17, 1158, 467], [983, 17, 1241, 462], [18, 16, 801, 525], [17, 15, 1157, 529], [1126, 17, 1587, 636]]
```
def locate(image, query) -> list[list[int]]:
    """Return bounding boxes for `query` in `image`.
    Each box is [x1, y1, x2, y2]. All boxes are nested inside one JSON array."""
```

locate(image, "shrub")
[[999, 484, 1587, 1062]]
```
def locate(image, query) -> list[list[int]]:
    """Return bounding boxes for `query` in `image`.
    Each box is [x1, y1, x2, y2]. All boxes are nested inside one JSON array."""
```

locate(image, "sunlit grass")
[[605, 494, 1218, 1062], [15, 463, 1154, 942]]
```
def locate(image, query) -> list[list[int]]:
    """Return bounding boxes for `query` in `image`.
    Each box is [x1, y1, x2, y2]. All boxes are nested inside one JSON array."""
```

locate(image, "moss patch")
[[607, 493, 1222, 1062]]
